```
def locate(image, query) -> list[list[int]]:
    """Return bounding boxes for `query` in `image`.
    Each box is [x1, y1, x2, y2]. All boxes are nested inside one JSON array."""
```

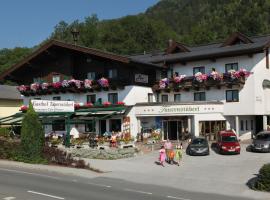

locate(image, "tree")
[[20, 102, 45, 162]]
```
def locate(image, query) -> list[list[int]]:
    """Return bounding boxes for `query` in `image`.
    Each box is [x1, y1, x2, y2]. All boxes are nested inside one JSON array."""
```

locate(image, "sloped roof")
[[0, 40, 162, 81], [0, 85, 22, 100], [130, 33, 270, 64]]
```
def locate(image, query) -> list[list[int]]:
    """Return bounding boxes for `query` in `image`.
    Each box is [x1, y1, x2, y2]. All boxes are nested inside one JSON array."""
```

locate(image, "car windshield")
[[221, 135, 237, 142], [192, 138, 207, 145], [256, 134, 270, 141]]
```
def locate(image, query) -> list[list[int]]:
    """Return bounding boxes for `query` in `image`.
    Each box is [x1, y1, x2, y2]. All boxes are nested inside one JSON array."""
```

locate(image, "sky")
[[0, 0, 159, 49]]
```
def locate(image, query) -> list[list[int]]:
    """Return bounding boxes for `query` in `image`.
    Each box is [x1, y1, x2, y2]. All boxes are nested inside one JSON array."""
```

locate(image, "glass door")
[[162, 121, 168, 140]]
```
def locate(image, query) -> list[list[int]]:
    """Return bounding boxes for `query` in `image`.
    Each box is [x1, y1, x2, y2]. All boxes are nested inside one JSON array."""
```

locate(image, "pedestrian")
[[168, 148, 175, 164], [164, 139, 172, 162], [175, 143, 183, 166], [159, 146, 166, 167]]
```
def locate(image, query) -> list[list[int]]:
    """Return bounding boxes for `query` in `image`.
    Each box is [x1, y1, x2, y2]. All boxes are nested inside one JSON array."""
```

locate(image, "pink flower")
[[159, 78, 169, 89], [238, 68, 251, 78], [194, 72, 208, 82], [74, 103, 81, 109], [173, 75, 186, 83], [52, 82, 62, 89], [41, 82, 49, 90], [61, 80, 70, 87], [84, 79, 93, 89], [17, 85, 28, 92], [98, 77, 109, 88], [20, 105, 28, 111], [85, 103, 93, 107], [209, 71, 222, 80], [30, 83, 40, 92]]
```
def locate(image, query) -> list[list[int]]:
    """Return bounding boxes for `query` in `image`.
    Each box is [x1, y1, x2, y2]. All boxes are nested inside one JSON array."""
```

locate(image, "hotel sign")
[[31, 100, 74, 113], [135, 74, 148, 83], [135, 104, 223, 116]]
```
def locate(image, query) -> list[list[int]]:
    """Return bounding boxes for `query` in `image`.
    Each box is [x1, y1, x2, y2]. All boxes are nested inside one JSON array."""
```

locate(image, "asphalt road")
[[0, 166, 255, 200]]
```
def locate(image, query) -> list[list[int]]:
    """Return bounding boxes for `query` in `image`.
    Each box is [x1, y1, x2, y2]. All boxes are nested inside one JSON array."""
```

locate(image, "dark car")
[[187, 137, 210, 156], [251, 131, 270, 153], [216, 130, 241, 154]]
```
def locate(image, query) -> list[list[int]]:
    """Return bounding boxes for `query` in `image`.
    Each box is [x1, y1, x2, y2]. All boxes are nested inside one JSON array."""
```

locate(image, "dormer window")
[[165, 40, 190, 54], [52, 74, 60, 83], [221, 32, 253, 47]]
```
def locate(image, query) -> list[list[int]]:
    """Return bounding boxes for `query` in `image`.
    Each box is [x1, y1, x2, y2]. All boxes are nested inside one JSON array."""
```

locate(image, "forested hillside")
[[1, 0, 270, 75]]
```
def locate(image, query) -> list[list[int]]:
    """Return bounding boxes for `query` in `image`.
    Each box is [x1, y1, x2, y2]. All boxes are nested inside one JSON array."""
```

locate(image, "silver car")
[[251, 131, 270, 153]]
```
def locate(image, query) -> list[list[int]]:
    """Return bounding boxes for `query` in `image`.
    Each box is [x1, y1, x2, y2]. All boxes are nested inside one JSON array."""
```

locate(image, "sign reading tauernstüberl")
[[31, 100, 74, 113]]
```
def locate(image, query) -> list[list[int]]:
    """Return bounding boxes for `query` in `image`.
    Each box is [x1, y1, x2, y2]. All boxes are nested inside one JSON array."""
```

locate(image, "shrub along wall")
[[254, 163, 270, 192]]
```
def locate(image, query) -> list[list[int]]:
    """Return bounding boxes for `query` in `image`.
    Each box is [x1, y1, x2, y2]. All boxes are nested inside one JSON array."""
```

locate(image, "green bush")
[[0, 127, 10, 138], [20, 102, 45, 162], [0, 138, 20, 159], [254, 163, 270, 192]]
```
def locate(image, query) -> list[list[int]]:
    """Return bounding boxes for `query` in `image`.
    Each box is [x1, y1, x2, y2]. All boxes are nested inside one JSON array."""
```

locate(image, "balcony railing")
[[17, 77, 129, 96], [153, 69, 251, 92]]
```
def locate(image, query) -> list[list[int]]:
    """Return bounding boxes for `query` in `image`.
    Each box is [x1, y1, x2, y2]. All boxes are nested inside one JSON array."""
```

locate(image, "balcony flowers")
[[84, 79, 93, 89], [30, 83, 40, 92], [173, 75, 186, 83], [159, 78, 169, 89], [98, 77, 109, 88], [238, 68, 251, 78], [85, 102, 93, 108], [194, 72, 208, 82], [41, 82, 49, 90], [17, 85, 28, 92], [68, 79, 82, 89], [61, 80, 70, 88], [209, 71, 222, 81], [103, 101, 111, 107], [116, 101, 125, 106], [52, 82, 62, 89]]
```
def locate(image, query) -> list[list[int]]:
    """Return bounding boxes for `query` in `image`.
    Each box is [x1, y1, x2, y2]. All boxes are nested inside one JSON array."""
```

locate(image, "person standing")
[[175, 143, 183, 166], [159, 146, 166, 167], [164, 139, 172, 162]]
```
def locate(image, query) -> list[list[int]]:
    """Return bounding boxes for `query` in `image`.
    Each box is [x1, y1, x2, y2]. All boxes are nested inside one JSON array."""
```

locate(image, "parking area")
[[86, 143, 270, 199]]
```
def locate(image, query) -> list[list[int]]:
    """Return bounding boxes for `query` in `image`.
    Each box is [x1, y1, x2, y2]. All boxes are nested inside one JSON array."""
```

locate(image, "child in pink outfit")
[[159, 146, 166, 167]]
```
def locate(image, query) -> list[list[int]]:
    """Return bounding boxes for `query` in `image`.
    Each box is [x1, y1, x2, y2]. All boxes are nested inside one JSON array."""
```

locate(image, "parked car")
[[216, 130, 241, 154], [251, 131, 270, 153], [187, 137, 210, 156]]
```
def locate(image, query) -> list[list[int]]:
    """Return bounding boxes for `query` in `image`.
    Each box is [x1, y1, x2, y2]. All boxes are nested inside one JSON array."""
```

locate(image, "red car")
[[216, 130, 241, 154]]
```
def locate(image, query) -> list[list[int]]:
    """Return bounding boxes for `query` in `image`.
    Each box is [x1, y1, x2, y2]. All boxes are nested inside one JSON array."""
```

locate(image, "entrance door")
[[99, 120, 107, 135], [169, 121, 178, 140], [163, 121, 168, 140]]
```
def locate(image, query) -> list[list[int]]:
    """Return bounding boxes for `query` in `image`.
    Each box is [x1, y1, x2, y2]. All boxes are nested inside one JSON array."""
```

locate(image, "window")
[[109, 119, 121, 132], [156, 94, 160, 103], [108, 69, 117, 79], [85, 121, 95, 132], [161, 95, 168, 102], [52, 74, 60, 83], [226, 90, 239, 102], [52, 120, 65, 131], [246, 120, 248, 130], [53, 96, 61, 100], [87, 94, 96, 104], [87, 72, 96, 80], [174, 94, 181, 102], [240, 120, 244, 131], [108, 93, 118, 104], [251, 120, 254, 130], [33, 77, 42, 83], [193, 67, 205, 75], [194, 92, 206, 101], [225, 63, 238, 72], [148, 93, 153, 102]]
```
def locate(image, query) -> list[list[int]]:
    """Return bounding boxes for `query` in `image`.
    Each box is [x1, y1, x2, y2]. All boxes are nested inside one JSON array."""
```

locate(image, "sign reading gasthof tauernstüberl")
[[31, 100, 74, 113]]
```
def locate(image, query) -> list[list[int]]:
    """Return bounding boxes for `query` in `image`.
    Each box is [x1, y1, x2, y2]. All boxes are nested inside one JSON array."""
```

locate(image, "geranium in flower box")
[[238, 68, 251, 78], [159, 78, 169, 89], [52, 82, 62, 89], [85, 103, 93, 108], [173, 75, 186, 84], [103, 101, 111, 107], [98, 77, 109, 88], [84, 79, 93, 89], [116, 101, 125, 106], [17, 85, 28, 92], [30, 83, 40, 92], [74, 103, 81, 110], [194, 72, 208, 83], [209, 71, 222, 81], [61, 80, 70, 88]]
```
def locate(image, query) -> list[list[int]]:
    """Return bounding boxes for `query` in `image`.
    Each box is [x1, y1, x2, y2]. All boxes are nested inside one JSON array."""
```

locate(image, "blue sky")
[[0, 0, 159, 49]]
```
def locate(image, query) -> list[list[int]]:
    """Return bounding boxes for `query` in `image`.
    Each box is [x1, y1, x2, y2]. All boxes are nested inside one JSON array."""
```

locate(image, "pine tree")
[[20, 102, 44, 162]]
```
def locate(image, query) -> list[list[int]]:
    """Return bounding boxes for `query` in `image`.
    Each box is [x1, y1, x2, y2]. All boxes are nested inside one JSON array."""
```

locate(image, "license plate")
[[228, 149, 235, 152]]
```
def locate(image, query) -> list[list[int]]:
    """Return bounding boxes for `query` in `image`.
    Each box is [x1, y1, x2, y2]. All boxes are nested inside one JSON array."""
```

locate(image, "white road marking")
[[3, 197, 16, 200], [87, 182, 112, 188], [0, 168, 62, 180], [167, 195, 191, 200], [124, 188, 152, 195], [28, 191, 65, 200]]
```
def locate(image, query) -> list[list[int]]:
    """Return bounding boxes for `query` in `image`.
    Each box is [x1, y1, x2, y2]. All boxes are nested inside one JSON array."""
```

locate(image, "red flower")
[[103, 101, 111, 106], [74, 103, 80, 109], [116, 101, 125, 105], [20, 105, 28, 112], [85, 103, 93, 107]]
